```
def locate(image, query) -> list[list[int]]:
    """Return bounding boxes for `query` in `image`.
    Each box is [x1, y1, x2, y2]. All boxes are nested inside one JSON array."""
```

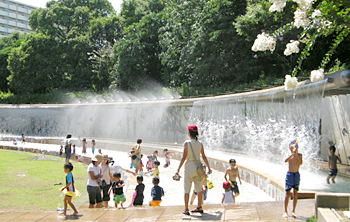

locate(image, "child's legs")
[[190, 191, 197, 205], [284, 190, 291, 212], [66, 196, 78, 213], [326, 175, 331, 183], [63, 195, 69, 213], [292, 189, 298, 212], [331, 176, 336, 183]]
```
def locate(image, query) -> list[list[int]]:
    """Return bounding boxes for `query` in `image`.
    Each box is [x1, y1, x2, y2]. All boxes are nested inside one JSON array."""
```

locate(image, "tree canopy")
[[0, 0, 348, 102]]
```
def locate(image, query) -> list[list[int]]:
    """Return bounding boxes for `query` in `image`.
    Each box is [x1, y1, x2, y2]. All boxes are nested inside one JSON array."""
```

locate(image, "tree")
[[0, 32, 24, 92], [7, 33, 63, 94]]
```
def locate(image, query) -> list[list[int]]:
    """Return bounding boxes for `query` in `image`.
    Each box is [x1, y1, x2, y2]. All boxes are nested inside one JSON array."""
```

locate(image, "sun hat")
[[102, 155, 109, 160], [92, 154, 103, 161], [188, 124, 198, 132], [223, 181, 231, 189]]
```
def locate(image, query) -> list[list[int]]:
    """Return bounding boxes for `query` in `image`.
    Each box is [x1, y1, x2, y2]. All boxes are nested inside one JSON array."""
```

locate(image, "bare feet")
[[59, 212, 66, 216], [282, 212, 288, 218], [72, 211, 78, 216], [291, 212, 297, 218]]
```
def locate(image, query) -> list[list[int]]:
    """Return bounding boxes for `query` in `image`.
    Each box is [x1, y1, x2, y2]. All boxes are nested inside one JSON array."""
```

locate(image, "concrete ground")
[[0, 199, 315, 221]]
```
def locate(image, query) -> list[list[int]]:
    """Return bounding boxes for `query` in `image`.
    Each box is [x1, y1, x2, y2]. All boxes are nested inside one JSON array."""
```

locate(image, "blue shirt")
[[151, 185, 164, 200]]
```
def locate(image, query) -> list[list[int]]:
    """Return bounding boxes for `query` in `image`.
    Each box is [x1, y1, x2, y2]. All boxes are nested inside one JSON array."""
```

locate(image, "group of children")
[[60, 138, 343, 219]]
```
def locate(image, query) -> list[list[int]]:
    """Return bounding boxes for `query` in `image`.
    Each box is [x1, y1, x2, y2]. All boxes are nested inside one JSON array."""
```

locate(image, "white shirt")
[[223, 190, 234, 203], [100, 163, 112, 184], [87, 163, 101, 187]]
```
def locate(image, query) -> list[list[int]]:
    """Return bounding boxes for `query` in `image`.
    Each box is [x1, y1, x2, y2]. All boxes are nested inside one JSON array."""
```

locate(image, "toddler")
[[221, 181, 234, 203], [149, 177, 164, 206], [108, 172, 126, 208], [133, 176, 145, 206]]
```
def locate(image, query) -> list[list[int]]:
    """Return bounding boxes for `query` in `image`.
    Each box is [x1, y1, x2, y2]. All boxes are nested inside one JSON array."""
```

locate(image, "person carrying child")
[[133, 175, 145, 206], [327, 145, 341, 184], [60, 163, 78, 216], [224, 159, 242, 203], [149, 177, 164, 206], [108, 172, 126, 208], [222, 181, 234, 203], [283, 140, 303, 219], [145, 160, 160, 178]]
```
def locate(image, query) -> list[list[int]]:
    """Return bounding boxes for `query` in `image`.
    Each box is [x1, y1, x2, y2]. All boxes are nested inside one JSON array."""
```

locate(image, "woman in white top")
[[175, 125, 212, 215], [87, 154, 103, 208], [100, 155, 113, 208]]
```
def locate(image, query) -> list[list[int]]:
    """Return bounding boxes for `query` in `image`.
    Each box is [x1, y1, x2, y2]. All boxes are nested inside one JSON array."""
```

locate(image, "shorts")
[[130, 162, 136, 168], [184, 162, 202, 193], [87, 185, 102, 205], [65, 152, 71, 160], [147, 167, 152, 171], [113, 194, 126, 204], [329, 169, 338, 177], [230, 181, 239, 194], [149, 200, 162, 206], [285, 172, 300, 191], [135, 157, 141, 163]]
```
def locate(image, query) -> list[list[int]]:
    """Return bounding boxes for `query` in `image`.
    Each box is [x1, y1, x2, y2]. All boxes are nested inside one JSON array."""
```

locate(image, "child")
[[72, 144, 76, 155], [91, 139, 96, 154], [222, 181, 234, 203], [60, 163, 78, 216], [82, 138, 87, 154], [163, 149, 173, 168], [224, 159, 242, 203], [145, 160, 160, 178], [128, 150, 137, 169], [190, 164, 208, 205], [327, 145, 341, 184], [133, 176, 145, 206], [283, 140, 303, 219], [149, 177, 164, 206], [146, 155, 153, 171], [108, 172, 126, 208], [98, 149, 102, 155], [151, 150, 158, 162], [59, 145, 63, 158], [140, 154, 144, 172]]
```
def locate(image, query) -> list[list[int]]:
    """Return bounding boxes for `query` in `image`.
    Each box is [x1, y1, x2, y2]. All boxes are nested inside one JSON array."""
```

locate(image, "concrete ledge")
[[315, 193, 350, 209], [317, 208, 340, 222]]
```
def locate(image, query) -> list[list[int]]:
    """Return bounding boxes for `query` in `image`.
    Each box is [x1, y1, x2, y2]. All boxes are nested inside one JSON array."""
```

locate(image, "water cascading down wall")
[[0, 77, 348, 166]]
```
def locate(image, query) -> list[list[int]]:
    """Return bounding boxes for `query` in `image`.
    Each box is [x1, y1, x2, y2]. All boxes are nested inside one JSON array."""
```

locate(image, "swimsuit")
[[230, 181, 239, 194], [285, 171, 300, 191], [329, 169, 338, 177]]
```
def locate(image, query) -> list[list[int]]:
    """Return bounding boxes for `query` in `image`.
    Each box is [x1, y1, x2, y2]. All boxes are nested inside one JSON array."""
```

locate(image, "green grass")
[[0, 149, 88, 211]]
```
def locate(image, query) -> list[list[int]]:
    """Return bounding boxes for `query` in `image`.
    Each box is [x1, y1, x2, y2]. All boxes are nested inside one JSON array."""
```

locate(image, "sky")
[[15, 0, 123, 13]]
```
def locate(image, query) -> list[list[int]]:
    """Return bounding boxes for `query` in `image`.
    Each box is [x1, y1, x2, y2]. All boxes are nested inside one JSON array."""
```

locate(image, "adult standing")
[[174, 125, 212, 215], [87, 154, 103, 208], [63, 134, 72, 163], [132, 139, 142, 174], [100, 155, 113, 208]]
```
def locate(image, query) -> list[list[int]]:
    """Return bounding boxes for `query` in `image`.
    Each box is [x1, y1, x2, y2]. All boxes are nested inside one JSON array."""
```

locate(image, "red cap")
[[223, 181, 230, 189], [188, 124, 198, 132]]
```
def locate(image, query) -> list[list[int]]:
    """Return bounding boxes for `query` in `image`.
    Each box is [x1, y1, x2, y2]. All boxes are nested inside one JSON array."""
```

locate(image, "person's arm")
[[221, 194, 225, 203], [108, 168, 113, 182], [175, 142, 188, 175], [284, 153, 294, 162], [294, 148, 302, 165], [328, 156, 331, 169], [237, 169, 242, 185], [89, 171, 100, 182], [200, 143, 212, 174], [224, 169, 228, 181], [108, 184, 113, 195]]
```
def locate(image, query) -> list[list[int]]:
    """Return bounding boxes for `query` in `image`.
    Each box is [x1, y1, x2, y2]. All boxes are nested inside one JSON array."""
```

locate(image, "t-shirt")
[[223, 191, 234, 203], [151, 185, 164, 201], [146, 160, 153, 169], [87, 163, 101, 187], [100, 163, 112, 184], [111, 180, 124, 195], [152, 168, 159, 178], [66, 172, 75, 192], [135, 183, 145, 198], [63, 139, 72, 153]]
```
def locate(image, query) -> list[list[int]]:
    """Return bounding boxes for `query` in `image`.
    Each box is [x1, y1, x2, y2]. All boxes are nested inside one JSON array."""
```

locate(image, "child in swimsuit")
[[146, 155, 153, 171], [163, 149, 173, 168], [327, 145, 341, 184]]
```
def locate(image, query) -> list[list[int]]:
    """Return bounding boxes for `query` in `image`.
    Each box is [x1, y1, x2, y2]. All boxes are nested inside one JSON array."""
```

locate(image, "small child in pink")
[[146, 155, 153, 171]]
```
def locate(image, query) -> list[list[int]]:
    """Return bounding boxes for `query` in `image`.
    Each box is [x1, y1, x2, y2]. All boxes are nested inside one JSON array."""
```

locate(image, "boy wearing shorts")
[[327, 145, 341, 184], [283, 140, 303, 219], [224, 159, 242, 203], [108, 172, 126, 208]]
